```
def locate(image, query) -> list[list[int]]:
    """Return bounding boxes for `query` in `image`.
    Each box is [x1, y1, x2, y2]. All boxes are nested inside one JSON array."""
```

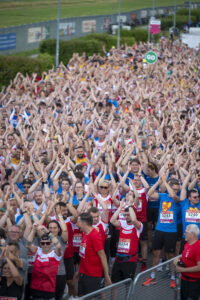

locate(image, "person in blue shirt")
[[180, 172, 200, 251], [72, 182, 91, 206], [143, 176, 180, 289]]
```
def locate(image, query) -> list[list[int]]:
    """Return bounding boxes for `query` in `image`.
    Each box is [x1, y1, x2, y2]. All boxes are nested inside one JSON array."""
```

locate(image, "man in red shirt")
[[74, 212, 111, 296], [110, 199, 143, 282], [174, 224, 200, 300]]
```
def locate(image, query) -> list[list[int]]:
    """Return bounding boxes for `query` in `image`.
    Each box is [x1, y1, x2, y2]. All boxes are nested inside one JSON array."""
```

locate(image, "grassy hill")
[[0, 0, 199, 28]]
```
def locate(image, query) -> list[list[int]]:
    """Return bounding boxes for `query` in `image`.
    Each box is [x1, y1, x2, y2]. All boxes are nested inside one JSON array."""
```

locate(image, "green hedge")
[[39, 33, 136, 65], [177, 8, 200, 22], [161, 15, 196, 30], [0, 53, 54, 90]]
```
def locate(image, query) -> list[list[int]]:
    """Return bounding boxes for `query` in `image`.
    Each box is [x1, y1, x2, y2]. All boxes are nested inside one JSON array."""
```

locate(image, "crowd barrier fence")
[[77, 255, 182, 300]]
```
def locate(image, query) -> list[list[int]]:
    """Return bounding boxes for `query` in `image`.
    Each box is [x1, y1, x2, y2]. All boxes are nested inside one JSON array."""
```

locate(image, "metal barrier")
[[80, 278, 132, 300], [129, 255, 181, 300]]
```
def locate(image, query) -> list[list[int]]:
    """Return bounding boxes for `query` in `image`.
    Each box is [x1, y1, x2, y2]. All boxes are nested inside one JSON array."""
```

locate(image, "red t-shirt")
[[132, 188, 148, 223], [116, 220, 143, 262], [79, 228, 104, 277], [64, 218, 74, 258], [93, 219, 108, 245], [181, 240, 200, 280], [31, 248, 61, 293], [73, 224, 82, 253], [94, 194, 114, 221]]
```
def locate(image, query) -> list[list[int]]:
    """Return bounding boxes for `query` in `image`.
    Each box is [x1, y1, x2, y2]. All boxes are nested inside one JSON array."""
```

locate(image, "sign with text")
[[0, 33, 16, 51], [150, 20, 161, 34]]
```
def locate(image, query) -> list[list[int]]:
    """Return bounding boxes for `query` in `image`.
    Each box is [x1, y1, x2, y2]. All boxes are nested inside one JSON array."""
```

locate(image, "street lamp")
[[117, 0, 121, 48], [56, 0, 61, 68], [173, 0, 176, 29]]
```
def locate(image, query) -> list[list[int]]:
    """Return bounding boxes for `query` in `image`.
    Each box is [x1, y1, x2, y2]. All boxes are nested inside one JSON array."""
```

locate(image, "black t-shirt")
[[0, 276, 22, 300]]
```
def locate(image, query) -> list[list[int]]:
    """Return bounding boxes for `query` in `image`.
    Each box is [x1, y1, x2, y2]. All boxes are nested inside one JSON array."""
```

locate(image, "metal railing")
[[130, 255, 181, 300], [80, 278, 132, 300], [79, 255, 181, 300]]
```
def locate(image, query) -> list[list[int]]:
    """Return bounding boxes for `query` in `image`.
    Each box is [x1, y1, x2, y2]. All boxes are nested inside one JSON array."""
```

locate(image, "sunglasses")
[[168, 164, 174, 167], [192, 196, 199, 199], [100, 186, 109, 189], [40, 241, 51, 246]]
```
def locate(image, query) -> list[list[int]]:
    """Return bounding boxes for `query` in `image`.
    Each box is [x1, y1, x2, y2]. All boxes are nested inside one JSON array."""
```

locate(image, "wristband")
[[42, 181, 48, 184], [22, 211, 27, 215]]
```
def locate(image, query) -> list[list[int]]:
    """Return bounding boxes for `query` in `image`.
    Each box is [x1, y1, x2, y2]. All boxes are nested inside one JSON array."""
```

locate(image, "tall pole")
[[188, 0, 191, 28], [56, 0, 61, 68], [173, 0, 176, 28], [153, 0, 155, 17], [117, 0, 121, 48]]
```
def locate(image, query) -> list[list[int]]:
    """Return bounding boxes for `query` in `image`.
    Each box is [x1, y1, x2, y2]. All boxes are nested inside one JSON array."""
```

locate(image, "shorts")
[[140, 222, 148, 241], [64, 257, 74, 281], [177, 223, 183, 241], [73, 252, 81, 265], [152, 230, 177, 253], [181, 278, 200, 300], [111, 260, 137, 283], [30, 288, 55, 299], [147, 207, 159, 224], [78, 273, 103, 296]]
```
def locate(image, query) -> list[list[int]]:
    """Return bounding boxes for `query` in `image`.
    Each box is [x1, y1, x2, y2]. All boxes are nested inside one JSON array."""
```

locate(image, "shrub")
[[0, 54, 54, 90], [132, 28, 148, 42]]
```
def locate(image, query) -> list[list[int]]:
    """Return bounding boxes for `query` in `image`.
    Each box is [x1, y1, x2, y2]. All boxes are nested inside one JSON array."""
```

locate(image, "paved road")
[[181, 27, 200, 49]]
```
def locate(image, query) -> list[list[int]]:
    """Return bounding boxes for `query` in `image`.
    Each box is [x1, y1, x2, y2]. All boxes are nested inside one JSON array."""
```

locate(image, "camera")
[[177, 260, 186, 268]]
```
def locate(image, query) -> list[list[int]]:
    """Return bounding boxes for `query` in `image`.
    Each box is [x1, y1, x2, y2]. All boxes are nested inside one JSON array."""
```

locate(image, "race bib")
[[73, 234, 82, 248], [117, 238, 130, 253], [79, 243, 86, 258], [160, 211, 174, 223], [185, 209, 200, 223]]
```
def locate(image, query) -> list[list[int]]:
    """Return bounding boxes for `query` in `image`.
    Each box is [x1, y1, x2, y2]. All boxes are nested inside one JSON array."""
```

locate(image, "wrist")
[[42, 181, 48, 184]]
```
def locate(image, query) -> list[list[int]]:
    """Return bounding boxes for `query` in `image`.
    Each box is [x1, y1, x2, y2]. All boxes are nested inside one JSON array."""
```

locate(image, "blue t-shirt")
[[142, 171, 159, 208], [156, 193, 178, 233], [180, 199, 200, 238], [72, 195, 91, 206]]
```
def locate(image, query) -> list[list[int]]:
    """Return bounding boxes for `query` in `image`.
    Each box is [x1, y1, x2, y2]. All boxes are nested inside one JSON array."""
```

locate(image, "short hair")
[[88, 207, 99, 214], [55, 201, 67, 208], [188, 189, 199, 198], [186, 224, 200, 237], [130, 158, 140, 165], [168, 178, 179, 187], [74, 171, 84, 180], [79, 213, 93, 226]]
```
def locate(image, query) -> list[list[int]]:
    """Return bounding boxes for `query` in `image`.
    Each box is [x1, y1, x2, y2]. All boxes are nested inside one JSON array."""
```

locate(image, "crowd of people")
[[0, 37, 199, 300]]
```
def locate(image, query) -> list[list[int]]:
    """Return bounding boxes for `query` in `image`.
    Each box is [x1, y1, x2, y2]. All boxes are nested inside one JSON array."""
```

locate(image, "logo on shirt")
[[162, 201, 172, 211]]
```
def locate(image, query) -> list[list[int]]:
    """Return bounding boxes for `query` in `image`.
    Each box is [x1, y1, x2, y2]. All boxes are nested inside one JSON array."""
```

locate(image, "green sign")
[[145, 51, 157, 64]]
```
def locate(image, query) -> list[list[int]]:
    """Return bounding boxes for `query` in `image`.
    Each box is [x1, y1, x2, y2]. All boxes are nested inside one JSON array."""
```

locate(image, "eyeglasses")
[[9, 231, 20, 234], [100, 186, 109, 189], [40, 241, 51, 246], [192, 196, 199, 199], [168, 164, 174, 167]]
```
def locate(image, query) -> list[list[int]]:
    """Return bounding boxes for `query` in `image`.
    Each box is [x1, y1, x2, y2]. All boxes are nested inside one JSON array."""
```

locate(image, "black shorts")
[[111, 260, 137, 283], [64, 257, 74, 281], [152, 230, 177, 253], [140, 222, 148, 241], [147, 207, 159, 224], [78, 273, 103, 296], [177, 223, 183, 241], [181, 278, 200, 300], [73, 252, 81, 265]]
